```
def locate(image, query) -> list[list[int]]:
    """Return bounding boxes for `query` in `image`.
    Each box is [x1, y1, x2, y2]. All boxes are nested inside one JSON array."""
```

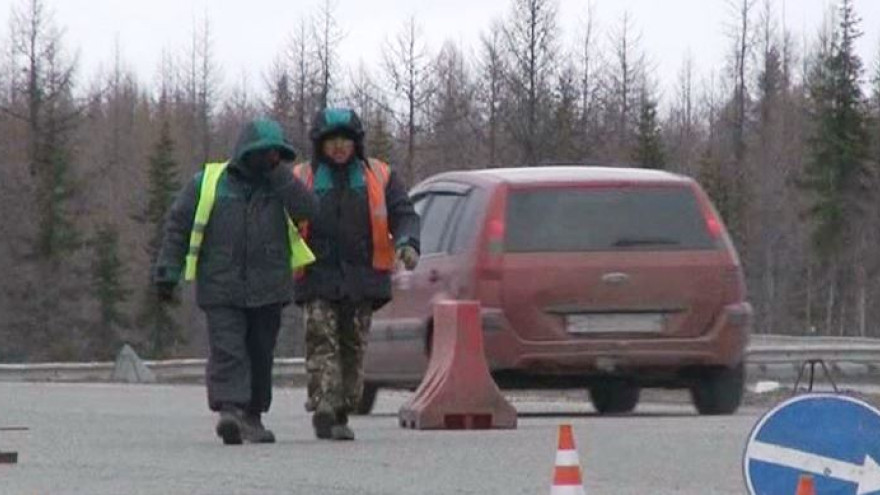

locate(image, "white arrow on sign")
[[747, 440, 880, 495]]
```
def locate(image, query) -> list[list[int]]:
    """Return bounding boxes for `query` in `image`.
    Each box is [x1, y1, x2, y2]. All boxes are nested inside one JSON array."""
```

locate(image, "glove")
[[155, 281, 177, 303], [396, 245, 419, 271]]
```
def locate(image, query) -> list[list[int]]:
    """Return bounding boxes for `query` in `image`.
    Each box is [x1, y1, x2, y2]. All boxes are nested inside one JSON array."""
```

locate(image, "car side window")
[[420, 193, 462, 255], [411, 194, 431, 218], [448, 190, 485, 253]]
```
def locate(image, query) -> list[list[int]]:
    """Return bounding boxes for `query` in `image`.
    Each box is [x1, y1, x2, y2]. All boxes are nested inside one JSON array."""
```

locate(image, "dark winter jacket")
[[294, 158, 420, 309], [154, 120, 318, 308]]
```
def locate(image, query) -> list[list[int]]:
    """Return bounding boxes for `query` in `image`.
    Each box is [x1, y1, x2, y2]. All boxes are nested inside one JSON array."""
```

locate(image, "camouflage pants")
[[304, 300, 373, 414]]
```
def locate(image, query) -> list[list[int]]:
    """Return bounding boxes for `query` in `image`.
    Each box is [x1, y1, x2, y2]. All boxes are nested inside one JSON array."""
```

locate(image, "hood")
[[231, 119, 297, 165]]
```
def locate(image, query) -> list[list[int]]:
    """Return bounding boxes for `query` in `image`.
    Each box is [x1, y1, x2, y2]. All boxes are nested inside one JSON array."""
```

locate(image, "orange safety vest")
[[293, 159, 395, 271]]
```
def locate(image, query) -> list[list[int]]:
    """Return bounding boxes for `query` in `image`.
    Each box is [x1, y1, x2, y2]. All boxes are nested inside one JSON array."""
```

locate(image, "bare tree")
[[605, 11, 645, 161], [501, 0, 559, 164], [1, 0, 88, 359], [265, 58, 296, 138], [668, 52, 699, 174], [312, 0, 344, 109], [181, 13, 220, 166], [477, 20, 506, 167], [425, 41, 480, 173], [577, 1, 602, 158], [288, 18, 318, 151], [382, 15, 433, 185], [215, 71, 258, 153], [750, 0, 789, 334], [726, 0, 756, 165], [347, 63, 396, 163]]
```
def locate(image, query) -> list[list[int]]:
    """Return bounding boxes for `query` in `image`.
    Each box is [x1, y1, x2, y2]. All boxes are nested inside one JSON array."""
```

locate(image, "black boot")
[[243, 413, 276, 444], [215, 405, 244, 445], [312, 403, 335, 440], [330, 411, 355, 441]]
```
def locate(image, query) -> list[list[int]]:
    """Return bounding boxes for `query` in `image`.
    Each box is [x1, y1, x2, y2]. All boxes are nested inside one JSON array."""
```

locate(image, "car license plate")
[[566, 313, 664, 334]]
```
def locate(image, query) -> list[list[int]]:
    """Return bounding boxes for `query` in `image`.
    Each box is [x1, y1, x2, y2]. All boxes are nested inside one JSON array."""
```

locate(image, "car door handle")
[[428, 269, 441, 283], [601, 272, 630, 285]]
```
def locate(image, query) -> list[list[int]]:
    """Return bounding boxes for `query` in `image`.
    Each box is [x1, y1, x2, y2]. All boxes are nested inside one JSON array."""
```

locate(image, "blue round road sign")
[[744, 393, 880, 495]]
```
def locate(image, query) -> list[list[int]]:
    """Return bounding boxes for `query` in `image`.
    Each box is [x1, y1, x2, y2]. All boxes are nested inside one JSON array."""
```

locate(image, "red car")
[[362, 166, 752, 415]]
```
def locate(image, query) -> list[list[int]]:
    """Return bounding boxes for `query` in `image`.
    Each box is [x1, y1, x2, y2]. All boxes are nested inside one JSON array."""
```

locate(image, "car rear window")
[[505, 186, 716, 252]]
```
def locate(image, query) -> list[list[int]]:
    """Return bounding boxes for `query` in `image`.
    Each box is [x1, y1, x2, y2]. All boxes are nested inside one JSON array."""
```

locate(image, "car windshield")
[[505, 186, 716, 252]]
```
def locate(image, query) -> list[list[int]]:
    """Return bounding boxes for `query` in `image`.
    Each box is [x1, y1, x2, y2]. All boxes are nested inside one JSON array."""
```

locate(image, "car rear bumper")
[[482, 302, 752, 374]]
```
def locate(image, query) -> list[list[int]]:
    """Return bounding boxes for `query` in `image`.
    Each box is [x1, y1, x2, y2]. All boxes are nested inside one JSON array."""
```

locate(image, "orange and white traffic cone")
[[551, 424, 586, 495], [794, 474, 815, 495]]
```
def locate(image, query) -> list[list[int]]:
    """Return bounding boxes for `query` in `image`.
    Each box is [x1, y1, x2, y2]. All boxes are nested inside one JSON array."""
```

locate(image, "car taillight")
[[478, 188, 508, 280], [704, 210, 723, 240], [487, 219, 505, 253], [694, 184, 724, 243]]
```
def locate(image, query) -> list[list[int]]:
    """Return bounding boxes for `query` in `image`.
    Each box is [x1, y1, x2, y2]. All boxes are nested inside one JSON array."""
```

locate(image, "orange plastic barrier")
[[398, 300, 517, 429]]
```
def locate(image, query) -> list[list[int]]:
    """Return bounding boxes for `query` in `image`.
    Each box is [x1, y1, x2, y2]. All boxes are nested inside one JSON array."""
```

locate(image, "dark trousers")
[[203, 304, 283, 413]]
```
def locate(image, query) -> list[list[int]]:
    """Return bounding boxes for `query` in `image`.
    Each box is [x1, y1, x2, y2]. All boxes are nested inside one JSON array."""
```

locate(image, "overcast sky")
[[1, 0, 879, 101]]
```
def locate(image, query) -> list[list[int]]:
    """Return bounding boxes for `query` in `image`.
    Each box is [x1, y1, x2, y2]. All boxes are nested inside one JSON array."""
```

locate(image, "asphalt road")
[[0, 382, 768, 494]]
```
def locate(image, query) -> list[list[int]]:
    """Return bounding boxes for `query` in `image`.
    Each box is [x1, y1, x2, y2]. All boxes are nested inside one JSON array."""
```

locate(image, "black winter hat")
[[309, 108, 366, 159]]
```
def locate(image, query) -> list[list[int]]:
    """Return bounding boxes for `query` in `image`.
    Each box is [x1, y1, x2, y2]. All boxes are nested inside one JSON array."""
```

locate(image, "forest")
[[0, 0, 878, 362]]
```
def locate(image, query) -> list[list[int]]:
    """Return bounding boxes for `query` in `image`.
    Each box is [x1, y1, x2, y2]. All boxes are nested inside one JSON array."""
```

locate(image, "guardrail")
[[0, 335, 878, 383], [0, 358, 306, 383], [747, 334, 880, 365]]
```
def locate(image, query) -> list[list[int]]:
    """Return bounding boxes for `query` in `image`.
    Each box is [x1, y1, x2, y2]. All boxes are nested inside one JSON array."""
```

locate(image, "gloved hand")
[[396, 245, 419, 271], [155, 281, 178, 303]]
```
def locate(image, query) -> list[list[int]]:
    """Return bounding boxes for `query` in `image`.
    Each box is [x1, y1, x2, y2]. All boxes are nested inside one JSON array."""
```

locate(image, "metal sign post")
[[792, 358, 839, 395]]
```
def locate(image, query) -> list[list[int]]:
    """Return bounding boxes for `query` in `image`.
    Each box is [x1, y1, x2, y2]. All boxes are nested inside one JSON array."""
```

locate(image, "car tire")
[[589, 380, 640, 414], [354, 382, 379, 415], [689, 362, 744, 415]]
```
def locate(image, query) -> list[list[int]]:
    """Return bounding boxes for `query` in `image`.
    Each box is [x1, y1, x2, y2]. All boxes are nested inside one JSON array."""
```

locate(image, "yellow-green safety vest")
[[183, 162, 315, 281]]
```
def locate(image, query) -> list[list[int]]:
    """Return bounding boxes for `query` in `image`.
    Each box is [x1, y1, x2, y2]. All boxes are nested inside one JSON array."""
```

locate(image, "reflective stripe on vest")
[[293, 159, 395, 271], [184, 162, 315, 281]]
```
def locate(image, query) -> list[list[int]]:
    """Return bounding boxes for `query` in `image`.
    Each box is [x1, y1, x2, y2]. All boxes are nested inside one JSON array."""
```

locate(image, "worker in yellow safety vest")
[[153, 118, 318, 445]]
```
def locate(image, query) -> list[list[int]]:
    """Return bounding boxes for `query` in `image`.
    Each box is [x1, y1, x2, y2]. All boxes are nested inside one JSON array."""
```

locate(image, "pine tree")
[[136, 116, 184, 358], [90, 224, 128, 359], [268, 69, 296, 139], [550, 65, 580, 162], [632, 93, 666, 169], [802, 0, 869, 257]]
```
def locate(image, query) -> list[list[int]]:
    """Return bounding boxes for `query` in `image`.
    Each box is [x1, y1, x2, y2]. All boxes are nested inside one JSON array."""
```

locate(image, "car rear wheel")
[[689, 363, 744, 415], [354, 382, 379, 415], [589, 380, 640, 414]]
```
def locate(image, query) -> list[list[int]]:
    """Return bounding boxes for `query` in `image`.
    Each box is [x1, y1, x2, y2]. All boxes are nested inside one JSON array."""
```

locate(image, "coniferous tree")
[[268, 67, 296, 139], [800, 0, 870, 335], [136, 116, 184, 358], [632, 92, 666, 169], [90, 223, 128, 359], [802, 0, 869, 256]]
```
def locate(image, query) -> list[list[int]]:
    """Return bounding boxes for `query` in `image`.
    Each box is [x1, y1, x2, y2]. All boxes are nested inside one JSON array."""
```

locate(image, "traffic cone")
[[551, 424, 586, 495], [794, 474, 815, 495]]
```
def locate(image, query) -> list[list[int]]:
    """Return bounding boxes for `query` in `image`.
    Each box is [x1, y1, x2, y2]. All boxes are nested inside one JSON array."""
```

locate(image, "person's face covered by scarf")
[[243, 147, 282, 175]]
